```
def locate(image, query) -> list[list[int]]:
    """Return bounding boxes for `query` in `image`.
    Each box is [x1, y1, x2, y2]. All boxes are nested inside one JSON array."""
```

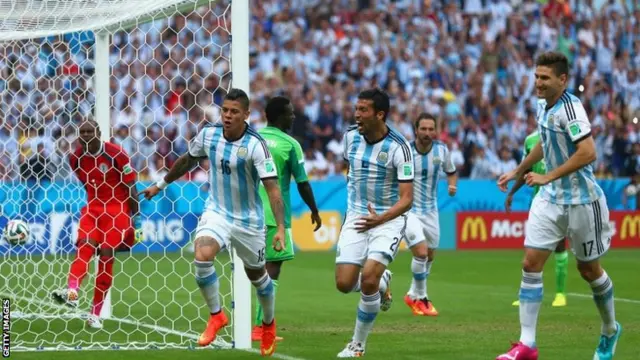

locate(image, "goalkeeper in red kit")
[[52, 119, 142, 329]]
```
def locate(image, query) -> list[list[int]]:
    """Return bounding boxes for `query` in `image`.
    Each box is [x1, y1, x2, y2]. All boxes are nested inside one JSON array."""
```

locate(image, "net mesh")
[[0, 0, 215, 41], [0, 0, 236, 351]]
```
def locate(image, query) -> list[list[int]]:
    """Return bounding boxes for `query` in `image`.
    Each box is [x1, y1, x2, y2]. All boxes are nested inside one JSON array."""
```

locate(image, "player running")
[[52, 119, 142, 329], [507, 130, 569, 308], [142, 89, 286, 357], [335, 88, 414, 358], [497, 52, 621, 360], [252, 96, 322, 341], [403, 113, 457, 317]]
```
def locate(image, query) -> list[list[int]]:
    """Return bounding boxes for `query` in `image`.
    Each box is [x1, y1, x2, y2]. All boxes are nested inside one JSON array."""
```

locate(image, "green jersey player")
[[252, 96, 322, 341], [506, 131, 569, 308]]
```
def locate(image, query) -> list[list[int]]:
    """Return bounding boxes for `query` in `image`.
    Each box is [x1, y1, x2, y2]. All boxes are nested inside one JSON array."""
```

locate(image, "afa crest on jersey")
[[377, 152, 388, 163], [432, 156, 442, 165], [237, 147, 248, 159]]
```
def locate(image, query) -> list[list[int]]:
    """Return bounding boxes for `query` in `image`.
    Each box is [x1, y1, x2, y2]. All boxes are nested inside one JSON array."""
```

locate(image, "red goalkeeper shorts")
[[77, 204, 135, 250]]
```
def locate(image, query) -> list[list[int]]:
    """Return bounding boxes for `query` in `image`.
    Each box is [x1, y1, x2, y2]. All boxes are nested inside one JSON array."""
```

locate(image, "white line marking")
[[568, 292, 640, 304], [2, 292, 308, 360]]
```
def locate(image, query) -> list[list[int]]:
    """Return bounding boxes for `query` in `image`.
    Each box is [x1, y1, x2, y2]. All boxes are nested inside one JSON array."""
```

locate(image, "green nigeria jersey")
[[258, 126, 308, 228], [524, 131, 546, 196]]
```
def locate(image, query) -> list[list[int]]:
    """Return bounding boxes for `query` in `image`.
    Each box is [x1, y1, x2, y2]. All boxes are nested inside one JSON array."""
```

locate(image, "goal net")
[[0, 0, 251, 352]]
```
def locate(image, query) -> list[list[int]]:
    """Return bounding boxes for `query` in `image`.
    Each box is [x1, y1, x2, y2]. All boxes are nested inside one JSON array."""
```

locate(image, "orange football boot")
[[260, 320, 277, 356], [252, 325, 263, 341], [197, 311, 228, 347], [404, 294, 425, 315], [416, 298, 439, 316]]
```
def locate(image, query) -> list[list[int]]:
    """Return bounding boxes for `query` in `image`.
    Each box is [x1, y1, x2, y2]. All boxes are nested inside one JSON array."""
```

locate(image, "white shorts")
[[404, 211, 440, 249], [526, 195, 613, 262], [195, 210, 266, 269], [335, 212, 407, 267]]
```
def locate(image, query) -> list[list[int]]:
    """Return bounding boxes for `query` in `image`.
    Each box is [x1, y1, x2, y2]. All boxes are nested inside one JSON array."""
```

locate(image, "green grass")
[[2, 249, 639, 360]]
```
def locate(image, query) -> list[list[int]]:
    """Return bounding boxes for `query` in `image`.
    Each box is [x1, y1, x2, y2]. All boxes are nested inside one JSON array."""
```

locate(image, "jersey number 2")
[[220, 160, 231, 175]]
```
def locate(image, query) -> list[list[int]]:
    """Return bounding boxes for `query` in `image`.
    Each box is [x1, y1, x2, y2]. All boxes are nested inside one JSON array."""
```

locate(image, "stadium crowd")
[[0, 0, 639, 184]]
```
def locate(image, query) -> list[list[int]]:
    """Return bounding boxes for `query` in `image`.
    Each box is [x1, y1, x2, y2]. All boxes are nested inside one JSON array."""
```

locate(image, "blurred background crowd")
[[1, 0, 639, 184]]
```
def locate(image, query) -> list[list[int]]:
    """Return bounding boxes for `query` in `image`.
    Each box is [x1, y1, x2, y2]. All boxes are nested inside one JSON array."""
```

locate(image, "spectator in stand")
[[0, 0, 638, 183]]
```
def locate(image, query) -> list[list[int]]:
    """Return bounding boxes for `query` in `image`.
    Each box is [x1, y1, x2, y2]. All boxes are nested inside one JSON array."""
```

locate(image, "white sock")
[[378, 270, 391, 295], [409, 257, 428, 299], [194, 260, 221, 314], [424, 260, 433, 299], [252, 273, 275, 324], [590, 271, 617, 336], [353, 292, 380, 345], [519, 271, 543, 348]]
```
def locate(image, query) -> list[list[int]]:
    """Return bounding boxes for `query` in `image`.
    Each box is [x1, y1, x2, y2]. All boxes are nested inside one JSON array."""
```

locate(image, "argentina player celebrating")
[[497, 52, 620, 360], [403, 113, 457, 317], [142, 89, 285, 357], [335, 88, 414, 358]]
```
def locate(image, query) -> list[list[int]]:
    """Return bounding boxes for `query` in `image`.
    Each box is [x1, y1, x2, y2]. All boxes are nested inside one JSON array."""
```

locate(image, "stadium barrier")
[[0, 179, 636, 255]]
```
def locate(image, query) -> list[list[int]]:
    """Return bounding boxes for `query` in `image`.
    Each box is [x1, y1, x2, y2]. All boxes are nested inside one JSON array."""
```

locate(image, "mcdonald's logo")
[[620, 215, 640, 240], [461, 217, 488, 242]]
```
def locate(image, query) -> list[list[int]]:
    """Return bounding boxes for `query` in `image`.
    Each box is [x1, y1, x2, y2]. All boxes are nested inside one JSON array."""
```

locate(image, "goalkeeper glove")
[[133, 215, 143, 244]]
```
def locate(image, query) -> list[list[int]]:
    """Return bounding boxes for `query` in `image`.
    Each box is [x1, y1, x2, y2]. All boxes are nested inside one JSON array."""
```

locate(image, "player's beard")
[[418, 136, 432, 147]]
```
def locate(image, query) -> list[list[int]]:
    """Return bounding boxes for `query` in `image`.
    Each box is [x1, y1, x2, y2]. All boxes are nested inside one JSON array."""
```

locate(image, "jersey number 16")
[[220, 160, 231, 175]]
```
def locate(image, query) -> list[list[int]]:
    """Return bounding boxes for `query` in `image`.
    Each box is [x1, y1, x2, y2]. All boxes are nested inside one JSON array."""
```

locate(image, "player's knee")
[[577, 261, 603, 282], [78, 238, 97, 249], [335, 268, 360, 293], [359, 273, 379, 294], [335, 276, 355, 294], [194, 237, 220, 261], [522, 257, 543, 272], [99, 248, 114, 258], [411, 244, 428, 260]]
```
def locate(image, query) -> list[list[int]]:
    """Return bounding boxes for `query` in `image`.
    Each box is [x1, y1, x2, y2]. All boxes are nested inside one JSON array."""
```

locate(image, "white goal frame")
[[2, 0, 252, 351]]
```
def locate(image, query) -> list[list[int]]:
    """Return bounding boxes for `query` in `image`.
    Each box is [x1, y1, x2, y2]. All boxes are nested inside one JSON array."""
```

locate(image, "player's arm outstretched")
[[355, 145, 414, 233], [291, 141, 321, 230], [142, 130, 205, 199], [498, 142, 543, 192], [526, 107, 596, 187]]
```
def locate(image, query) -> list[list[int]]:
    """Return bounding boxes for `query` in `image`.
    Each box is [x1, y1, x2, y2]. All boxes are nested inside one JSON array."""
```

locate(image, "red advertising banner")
[[457, 212, 528, 249], [456, 211, 640, 249]]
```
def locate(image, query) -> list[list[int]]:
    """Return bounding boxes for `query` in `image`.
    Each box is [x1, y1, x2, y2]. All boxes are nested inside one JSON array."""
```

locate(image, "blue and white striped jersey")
[[537, 91, 603, 205], [189, 123, 278, 229], [410, 140, 456, 215], [343, 126, 414, 215]]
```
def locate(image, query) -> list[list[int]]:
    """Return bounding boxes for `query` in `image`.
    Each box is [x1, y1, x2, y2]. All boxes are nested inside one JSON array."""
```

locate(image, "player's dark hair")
[[535, 52, 569, 77], [265, 96, 291, 125], [225, 88, 250, 110], [358, 88, 390, 121], [414, 112, 437, 129]]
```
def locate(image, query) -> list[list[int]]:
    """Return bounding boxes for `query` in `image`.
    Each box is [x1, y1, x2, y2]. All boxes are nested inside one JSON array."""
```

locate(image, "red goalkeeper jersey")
[[69, 142, 136, 211]]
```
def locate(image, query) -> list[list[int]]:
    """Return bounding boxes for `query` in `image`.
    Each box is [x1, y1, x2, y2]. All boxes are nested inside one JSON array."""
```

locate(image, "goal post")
[[0, 0, 252, 351]]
